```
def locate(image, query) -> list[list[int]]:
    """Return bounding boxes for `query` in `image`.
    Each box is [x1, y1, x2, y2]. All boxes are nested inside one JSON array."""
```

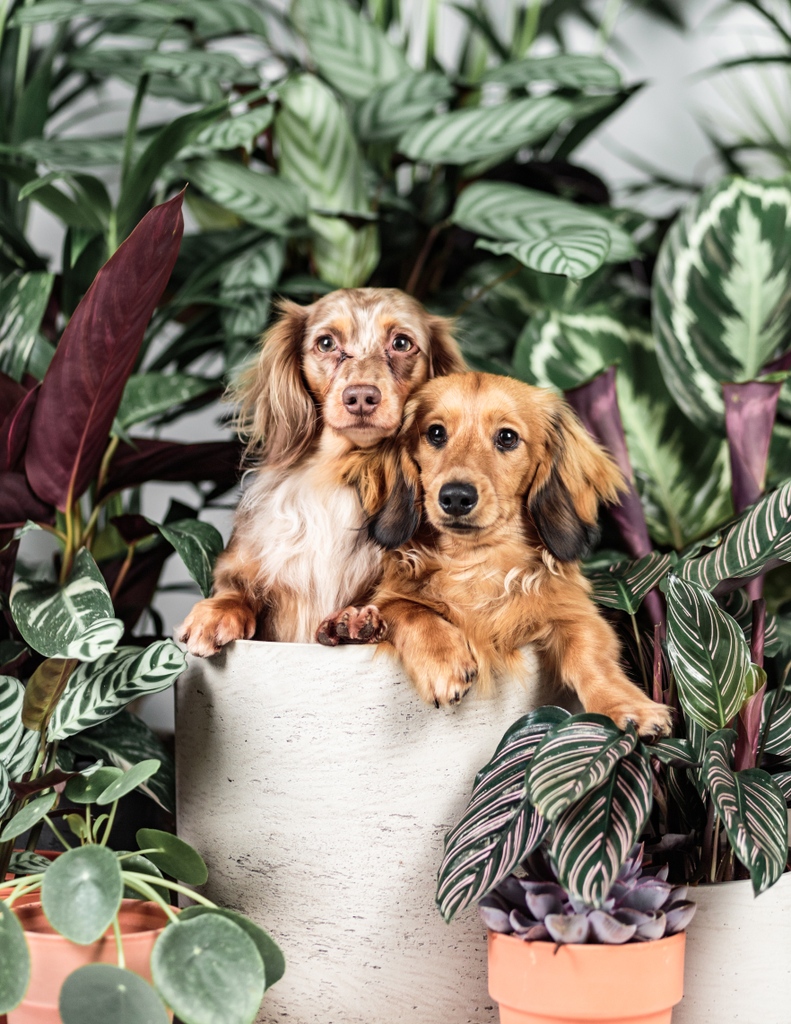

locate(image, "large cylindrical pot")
[[674, 873, 791, 1024], [175, 639, 552, 1024]]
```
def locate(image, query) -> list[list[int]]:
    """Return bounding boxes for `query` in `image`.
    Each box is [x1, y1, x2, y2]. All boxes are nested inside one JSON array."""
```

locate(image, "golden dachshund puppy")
[[318, 372, 672, 738], [179, 288, 465, 655]]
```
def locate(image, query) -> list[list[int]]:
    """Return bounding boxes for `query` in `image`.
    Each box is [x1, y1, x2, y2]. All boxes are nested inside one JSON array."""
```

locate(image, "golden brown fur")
[[318, 372, 671, 738], [178, 288, 465, 655]]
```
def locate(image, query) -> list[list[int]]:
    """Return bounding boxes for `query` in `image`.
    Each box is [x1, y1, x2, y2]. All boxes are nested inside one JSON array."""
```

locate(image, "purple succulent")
[[480, 844, 695, 945]]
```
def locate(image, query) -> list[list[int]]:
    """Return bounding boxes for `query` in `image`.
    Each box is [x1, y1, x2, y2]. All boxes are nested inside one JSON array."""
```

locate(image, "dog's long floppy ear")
[[231, 298, 316, 468], [527, 402, 625, 562], [426, 314, 466, 378]]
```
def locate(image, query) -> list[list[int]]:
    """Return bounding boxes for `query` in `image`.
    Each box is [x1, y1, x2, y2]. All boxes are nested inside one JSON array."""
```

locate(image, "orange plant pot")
[[1, 853, 61, 910], [7, 899, 170, 1024], [488, 931, 686, 1024]]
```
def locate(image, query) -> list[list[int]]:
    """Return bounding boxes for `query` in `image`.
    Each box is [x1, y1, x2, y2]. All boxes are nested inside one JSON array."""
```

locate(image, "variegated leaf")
[[665, 575, 750, 731], [10, 549, 123, 662], [549, 749, 653, 909], [193, 105, 273, 154], [649, 737, 702, 768], [653, 176, 791, 430], [760, 688, 791, 756], [8, 850, 52, 876], [220, 238, 285, 347], [354, 71, 454, 142], [115, 374, 216, 432], [721, 590, 781, 657], [526, 715, 637, 823], [476, 227, 611, 280], [0, 271, 55, 381], [292, 0, 408, 100], [0, 760, 10, 816], [435, 707, 569, 923], [481, 54, 621, 89], [185, 158, 308, 236], [703, 729, 788, 894], [679, 481, 791, 591], [771, 771, 791, 802], [149, 518, 223, 599], [0, 676, 24, 766], [586, 552, 674, 614], [6, 728, 39, 783], [48, 640, 186, 741], [21, 658, 77, 732]]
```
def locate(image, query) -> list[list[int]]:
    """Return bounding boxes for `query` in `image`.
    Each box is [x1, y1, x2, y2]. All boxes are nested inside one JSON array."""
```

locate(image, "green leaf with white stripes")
[[48, 641, 186, 741], [586, 552, 674, 614], [721, 590, 782, 657], [277, 74, 378, 288], [679, 482, 791, 591], [355, 71, 454, 142], [149, 518, 223, 599], [194, 106, 273, 154], [549, 749, 653, 909], [115, 374, 216, 432], [652, 176, 791, 430], [5, 728, 38, 784], [292, 0, 408, 100], [649, 737, 702, 768], [185, 158, 308, 236], [527, 715, 638, 823], [220, 238, 285, 348], [771, 771, 791, 802], [0, 762, 10, 816], [665, 575, 750, 731], [0, 271, 54, 381], [760, 688, 791, 756], [400, 95, 576, 165], [482, 54, 621, 90], [0, 676, 24, 767], [703, 729, 788, 895], [10, 549, 123, 662], [435, 707, 569, 923], [476, 227, 611, 280]]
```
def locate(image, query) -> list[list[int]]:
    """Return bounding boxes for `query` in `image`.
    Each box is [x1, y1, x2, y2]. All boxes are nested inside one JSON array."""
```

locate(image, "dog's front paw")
[[428, 656, 478, 708], [317, 605, 387, 646], [408, 625, 478, 707], [178, 597, 256, 657], [590, 691, 673, 739]]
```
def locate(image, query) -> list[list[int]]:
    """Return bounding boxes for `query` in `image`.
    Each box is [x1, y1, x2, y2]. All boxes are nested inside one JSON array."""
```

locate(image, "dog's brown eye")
[[392, 334, 412, 352], [427, 424, 447, 447], [316, 335, 336, 353], [495, 428, 519, 451]]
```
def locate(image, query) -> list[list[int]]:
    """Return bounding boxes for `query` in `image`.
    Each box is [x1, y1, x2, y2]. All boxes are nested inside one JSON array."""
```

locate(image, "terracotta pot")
[[7, 899, 169, 1024], [487, 931, 686, 1024], [1, 853, 60, 909]]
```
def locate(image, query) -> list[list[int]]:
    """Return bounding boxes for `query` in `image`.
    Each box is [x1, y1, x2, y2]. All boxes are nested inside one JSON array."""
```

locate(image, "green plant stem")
[[112, 914, 126, 968], [453, 264, 523, 317], [5, 879, 43, 907], [598, 0, 623, 51], [42, 815, 72, 852], [424, 0, 438, 69], [120, 72, 150, 196], [514, 0, 541, 57], [710, 815, 721, 883], [110, 543, 136, 603], [85, 803, 92, 844], [0, 0, 11, 54], [101, 799, 119, 846], [122, 877, 180, 923], [123, 872, 217, 909], [629, 612, 650, 695], [13, 0, 34, 101], [405, 221, 445, 296], [117, 849, 158, 861]]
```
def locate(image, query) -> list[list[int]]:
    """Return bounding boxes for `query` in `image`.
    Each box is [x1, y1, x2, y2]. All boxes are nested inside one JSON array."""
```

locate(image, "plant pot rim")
[[687, 872, 790, 892], [14, 898, 170, 938], [488, 929, 686, 953]]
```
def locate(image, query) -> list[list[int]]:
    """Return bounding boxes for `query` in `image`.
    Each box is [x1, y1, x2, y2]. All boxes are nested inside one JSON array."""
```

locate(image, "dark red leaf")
[[99, 438, 241, 498], [0, 386, 39, 472], [111, 513, 157, 545], [101, 540, 171, 633], [735, 680, 767, 772], [0, 471, 54, 527], [25, 193, 185, 510], [9, 768, 80, 799], [723, 381, 782, 514], [0, 372, 27, 420]]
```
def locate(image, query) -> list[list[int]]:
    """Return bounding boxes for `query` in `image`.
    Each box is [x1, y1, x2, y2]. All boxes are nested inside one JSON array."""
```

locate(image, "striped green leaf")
[[653, 176, 791, 430], [5, 728, 38, 784], [549, 749, 653, 909], [220, 238, 285, 349], [276, 74, 379, 287], [193, 106, 273, 154], [665, 575, 750, 732], [482, 54, 621, 90], [115, 374, 215, 432], [771, 771, 791, 802], [476, 227, 611, 279], [760, 688, 791, 756], [452, 182, 636, 264], [185, 158, 308, 236], [71, 48, 258, 86], [649, 737, 702, 768], [0, 676, 24, 767], [703, 729, 788, 895], [526, 715, 638, 823], [10, 549, 123, 662], [0, 271, 54, 381], [435, 707, 569, 923], [292, 0, 408, 100], [150, 518, 223, 599], [680, 482, 791, 590], [355, 71, 454, 142], [722, 590, 781, 657], [48, 641, 186, 741], [0, 762, 10, 816], [586, 552, 674, 614], [400, 95, 575, 165]]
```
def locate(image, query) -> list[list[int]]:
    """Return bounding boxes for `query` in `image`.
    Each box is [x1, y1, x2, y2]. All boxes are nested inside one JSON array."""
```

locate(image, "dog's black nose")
[[438, 482, 478, 517], [343, 385, 382, 416]]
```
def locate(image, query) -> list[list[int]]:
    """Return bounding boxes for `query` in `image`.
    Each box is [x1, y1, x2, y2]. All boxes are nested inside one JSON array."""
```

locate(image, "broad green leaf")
[[649, 737, 702, 768], [653, 176, 791, 430], [771, 771, 791, 802], [292, 0, 408, 100], [179, 906, 285, 990], [0, 272, 54, 381], [96, 759, 160, 805], [482, 54, 622, 89], [220, 238, 285, 348], [70, 48, 258, 87], [185, 158, 307, 236], [41, 845, 123, 944], [665, 575, 751, 731], [120, 852, 163, 899], [703, 730, 788, 895], [354, 71, 454, 141], [136, 827, 208, 885], [10, 549, 123, 662], [527, 715, 638, 822], [549, 749, 653, 908], [21, 658, 78, 731], [149, 518, 223, 599], [8, 850, 52, 876], [48, 640, 186, 741], [0, 791, 57, 841], [194, 106, 273, 154], [760, 688, 791, 755], [0, 762, 10, 816], [65, 767, 124, 804], [0, 902, 30, 1013], [476, 227, 611, 279], [60, 964, 170, 1024], [721, 590, 781, 657], [0, 675, 24, 764], [5, 728, 39, 784], [586, 553, 675, 613], [435, 707, 569, 922], [115, 373, 216, 432]]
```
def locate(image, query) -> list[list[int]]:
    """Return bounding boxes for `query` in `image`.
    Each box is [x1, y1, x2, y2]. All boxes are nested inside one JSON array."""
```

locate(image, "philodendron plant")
[[0, 761, 283, 1022]]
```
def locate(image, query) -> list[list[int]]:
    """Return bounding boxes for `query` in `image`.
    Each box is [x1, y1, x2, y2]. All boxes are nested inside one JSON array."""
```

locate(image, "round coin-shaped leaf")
[[136, 828, 207, 885], [179, 906, 285, 990], [0, 901, 30, 1013], [152, 915, 265, 1024], [0, 790, 56, 842], [65, 767, 124, 804], [41, 845, 123, 944], [60, 964, 170, 1024], [97, 759, 161, 805]]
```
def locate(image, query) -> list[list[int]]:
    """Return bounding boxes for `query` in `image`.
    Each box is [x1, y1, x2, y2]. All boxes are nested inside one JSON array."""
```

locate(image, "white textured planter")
[[675, 873, 791, 1023], [175, 639, 554, 1024]]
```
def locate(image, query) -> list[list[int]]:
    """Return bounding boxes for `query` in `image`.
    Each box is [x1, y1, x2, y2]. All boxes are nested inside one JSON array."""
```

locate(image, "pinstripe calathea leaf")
[[652, 176, 791, 431], [10, 548, 123, 662], [586, 552, 675, 614], [664, 575, 750, 731], [702, 729, 788, 894], [648, 737, 702, 768], [481, 54, 622, 90], [276, 74, 379, 288], [219, 238, 285, 357], [47, 640, 186, 741], [147, 518, 223, 599], [526, 715, 638, 823], [549, 749, 653, 908], [355, 71, 454, 142], [435, 707, 569, 923], [0, 676, 24, 765], [292, 0, 408, 100], [477, 229, 612, 281], [759, 688, 791, 757], [721, 590, 782, 657]]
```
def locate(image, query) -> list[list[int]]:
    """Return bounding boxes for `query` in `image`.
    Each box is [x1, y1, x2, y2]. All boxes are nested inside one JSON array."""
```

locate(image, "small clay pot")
[[1, 852, 61, 910]]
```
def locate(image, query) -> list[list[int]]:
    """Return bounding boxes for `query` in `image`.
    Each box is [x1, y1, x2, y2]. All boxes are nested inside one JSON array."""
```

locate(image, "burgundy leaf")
[[25, 193, 185, 510], [9, 768, 81, 798], [478, 904, 511, 933], [0, 529, 19, 633], [0, 386, 39, 472], [723, 381, 782, 514], [110, 513, 158, 545], [0, 372, 27, 420], [0, 471, 54, 527], [101, 541, 171, 633], [735, 679, 767, 772], [99, 438, 241, 498]]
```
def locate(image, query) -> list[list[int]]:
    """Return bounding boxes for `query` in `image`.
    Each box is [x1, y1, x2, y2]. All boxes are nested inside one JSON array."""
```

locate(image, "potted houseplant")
[[0, 759, 284, 1024]]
